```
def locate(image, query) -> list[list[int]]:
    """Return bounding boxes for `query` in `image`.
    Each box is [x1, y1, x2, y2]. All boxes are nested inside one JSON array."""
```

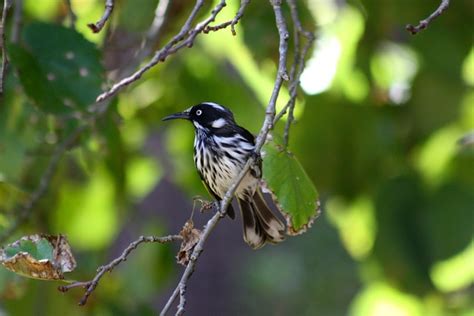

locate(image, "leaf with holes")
[[261, 135, 321, 235], [0, 235, 76, 281], [8, 23, 103, 114]]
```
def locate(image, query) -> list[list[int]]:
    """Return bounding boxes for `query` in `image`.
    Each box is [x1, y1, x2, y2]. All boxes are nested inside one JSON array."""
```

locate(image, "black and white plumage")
[[163, 102, 285, 249]]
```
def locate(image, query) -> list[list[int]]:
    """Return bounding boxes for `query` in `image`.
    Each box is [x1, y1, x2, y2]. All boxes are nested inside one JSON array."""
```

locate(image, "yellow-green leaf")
[[262, 135, 321, 235]]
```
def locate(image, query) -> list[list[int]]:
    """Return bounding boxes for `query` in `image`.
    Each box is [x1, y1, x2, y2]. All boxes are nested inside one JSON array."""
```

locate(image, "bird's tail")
[[238, 189, 285, 249]]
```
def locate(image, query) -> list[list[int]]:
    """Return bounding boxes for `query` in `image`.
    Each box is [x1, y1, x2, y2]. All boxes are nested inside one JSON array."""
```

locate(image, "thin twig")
[[159, 1, 290, 314], [58, 235, 182, 306], [88, 0, 114, 33], [203, 0, 250, 36], [145, 0, 170, 43], [96, 0, 228, 103], [64, 0, 77, 29], [0, 0, 12, 95], [112, 0, 172, 83], [282, 0, 314, 147], [10, 0, 21, 43], [273, 0, 314, 124], [406, 0, 449, 35]]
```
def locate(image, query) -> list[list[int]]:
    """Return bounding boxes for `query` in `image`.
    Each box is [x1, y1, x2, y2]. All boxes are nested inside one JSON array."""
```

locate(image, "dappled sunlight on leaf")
[[54, 167, 118, 250], [301, 34, 340, 95], [414, 125, 464, 186], [371, 42, 419, 105], [326, 196, 376, 260], [127, 157, 161, 199], [350, 282, 424, 316], [461, 47, 474, 86], [430, 243, 474, 293], [118, 79, 164, 119], [24, 0, 59, 21], [302, 4, 369, 102]]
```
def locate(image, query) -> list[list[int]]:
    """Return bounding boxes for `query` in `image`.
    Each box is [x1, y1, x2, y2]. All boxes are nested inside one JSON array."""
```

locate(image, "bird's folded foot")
[[249, 150, 262, 178], [199, 199, 218, 214], [250, 150, 262, 163]]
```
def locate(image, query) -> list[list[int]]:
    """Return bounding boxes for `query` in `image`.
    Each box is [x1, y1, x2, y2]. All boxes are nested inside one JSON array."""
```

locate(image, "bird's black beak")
[[162, 111, 190, 121]]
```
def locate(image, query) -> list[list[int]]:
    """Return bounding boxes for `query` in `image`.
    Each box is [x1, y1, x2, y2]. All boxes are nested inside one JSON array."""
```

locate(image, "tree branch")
[[0, 0, 12, 95], [145, 0, 171, 44], [58, 235, 182, 306], [203, 0, 250, 36], [282, 0, 314, 147], [406, 0, 449, 35], [159, 1, 290, 314], [96, 0, 228, 103], [87, 0, 114, 33]]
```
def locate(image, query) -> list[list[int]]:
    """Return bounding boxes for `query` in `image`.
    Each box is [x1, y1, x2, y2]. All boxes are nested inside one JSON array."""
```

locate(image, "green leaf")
[[0, 235, 76, 281], [8, 22, 104, 114], [262, 135, 321, 235], [8, 44, 65, 114]]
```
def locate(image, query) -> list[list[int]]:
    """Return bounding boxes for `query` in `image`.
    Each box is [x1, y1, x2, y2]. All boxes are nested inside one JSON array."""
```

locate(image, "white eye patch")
[[211, 118, 226, 128], [196, 109, 202, 116]]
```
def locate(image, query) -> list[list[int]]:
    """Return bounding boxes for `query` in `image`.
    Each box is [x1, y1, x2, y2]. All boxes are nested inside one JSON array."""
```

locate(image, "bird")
[[163, 102, 285, 249]]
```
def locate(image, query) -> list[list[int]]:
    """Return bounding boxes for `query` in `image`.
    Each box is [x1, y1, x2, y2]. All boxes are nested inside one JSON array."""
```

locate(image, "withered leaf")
[[176, 220, 202, 266], [0, 234, 76, 280]]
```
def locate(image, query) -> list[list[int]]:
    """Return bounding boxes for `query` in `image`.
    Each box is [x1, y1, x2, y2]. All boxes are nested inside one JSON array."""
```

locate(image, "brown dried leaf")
[[0, 234, 76, 280], [176, 220, 202, 266]]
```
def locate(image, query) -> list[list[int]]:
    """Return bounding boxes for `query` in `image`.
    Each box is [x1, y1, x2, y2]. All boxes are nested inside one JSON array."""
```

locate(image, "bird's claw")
[[199, 200, 217, 213]]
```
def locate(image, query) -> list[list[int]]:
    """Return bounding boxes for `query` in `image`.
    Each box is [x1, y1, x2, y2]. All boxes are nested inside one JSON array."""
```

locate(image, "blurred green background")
[[0, 0, 473, 315]]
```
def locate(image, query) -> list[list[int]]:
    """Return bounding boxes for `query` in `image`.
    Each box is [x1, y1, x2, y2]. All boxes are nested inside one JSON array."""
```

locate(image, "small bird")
[[163, 102, 285, 249]]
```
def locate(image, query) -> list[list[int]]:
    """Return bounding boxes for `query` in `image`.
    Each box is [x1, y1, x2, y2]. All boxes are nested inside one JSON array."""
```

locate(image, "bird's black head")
[[162, 102, 236, 131]]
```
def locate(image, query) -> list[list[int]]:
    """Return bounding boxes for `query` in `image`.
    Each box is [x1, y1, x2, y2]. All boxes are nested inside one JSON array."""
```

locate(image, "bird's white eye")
[[196, 109, 202, 116]]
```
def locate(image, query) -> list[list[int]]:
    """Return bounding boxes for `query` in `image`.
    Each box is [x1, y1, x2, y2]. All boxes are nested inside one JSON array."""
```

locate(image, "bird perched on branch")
[[163, 102, 285, 249]]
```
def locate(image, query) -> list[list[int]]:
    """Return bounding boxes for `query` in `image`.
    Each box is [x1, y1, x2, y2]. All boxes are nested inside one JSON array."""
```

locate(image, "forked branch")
[[96, 0, 230, 103]]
